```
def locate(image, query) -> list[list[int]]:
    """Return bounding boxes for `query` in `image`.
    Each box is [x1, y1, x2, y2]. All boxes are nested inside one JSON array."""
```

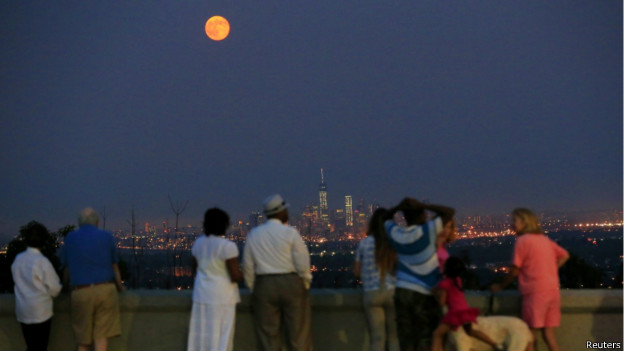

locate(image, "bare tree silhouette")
[[126, 206, 141, 289], [168, 195, 188, 288]]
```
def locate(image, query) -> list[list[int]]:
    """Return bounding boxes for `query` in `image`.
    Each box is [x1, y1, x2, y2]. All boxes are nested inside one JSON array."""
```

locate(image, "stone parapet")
[[0, 289, 621, 350]]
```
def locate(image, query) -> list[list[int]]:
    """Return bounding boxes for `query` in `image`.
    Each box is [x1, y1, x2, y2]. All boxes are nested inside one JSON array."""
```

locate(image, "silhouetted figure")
[[187, 208, 242, 351], [384, 197, 455, 351], [431, 257, 501, 351], [354, 208, 399, 351], [491, 208, 569, 351], [12, 222, 62, 351], [242, 194, 313, 351], [59, 208, 124, 351]]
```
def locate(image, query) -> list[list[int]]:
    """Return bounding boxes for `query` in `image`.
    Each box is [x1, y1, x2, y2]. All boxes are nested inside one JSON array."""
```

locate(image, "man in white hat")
[[242, 194, 313, 351]]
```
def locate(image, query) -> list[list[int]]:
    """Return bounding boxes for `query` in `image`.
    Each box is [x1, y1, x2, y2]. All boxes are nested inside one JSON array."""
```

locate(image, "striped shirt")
[[385, 217, 443, 295], [355, 236, 396, 291]]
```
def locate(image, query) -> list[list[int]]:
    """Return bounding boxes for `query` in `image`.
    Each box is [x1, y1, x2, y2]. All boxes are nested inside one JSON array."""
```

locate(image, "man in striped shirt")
[[385, 198, 455, 351]]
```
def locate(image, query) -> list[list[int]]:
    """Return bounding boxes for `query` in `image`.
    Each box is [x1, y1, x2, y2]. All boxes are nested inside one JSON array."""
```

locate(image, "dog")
[[445, 316, 533, 351]]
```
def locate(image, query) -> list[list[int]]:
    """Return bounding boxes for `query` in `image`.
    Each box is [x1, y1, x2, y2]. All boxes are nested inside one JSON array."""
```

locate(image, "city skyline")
[[1, 1, 621, 240], [1, 166, 621, 244]]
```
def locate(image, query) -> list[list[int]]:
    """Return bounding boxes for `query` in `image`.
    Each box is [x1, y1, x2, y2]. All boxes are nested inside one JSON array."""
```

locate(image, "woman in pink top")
[[436, 219, 457, 273], [491, 208, 569, 351]]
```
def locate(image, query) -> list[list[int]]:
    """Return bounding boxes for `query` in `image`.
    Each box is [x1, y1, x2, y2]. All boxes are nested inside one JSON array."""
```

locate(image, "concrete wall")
[[0, 289, 621, 351]]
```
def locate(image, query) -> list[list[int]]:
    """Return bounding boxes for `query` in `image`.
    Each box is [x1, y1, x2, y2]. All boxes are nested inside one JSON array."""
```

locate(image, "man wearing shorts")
[[60, 208, 124, 351]]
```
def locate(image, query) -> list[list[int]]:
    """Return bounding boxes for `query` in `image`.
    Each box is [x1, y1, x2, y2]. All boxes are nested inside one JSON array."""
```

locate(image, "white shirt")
[[11, 247, 62, 324], [192, 235, 241, 305], [242, 219, 312, 291]]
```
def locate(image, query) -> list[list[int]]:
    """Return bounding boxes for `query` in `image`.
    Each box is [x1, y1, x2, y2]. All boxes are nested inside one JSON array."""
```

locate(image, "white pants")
[[187, 303, 236, 351]]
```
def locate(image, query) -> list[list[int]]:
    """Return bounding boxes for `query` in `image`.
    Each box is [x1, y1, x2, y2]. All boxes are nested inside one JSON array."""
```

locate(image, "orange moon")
[[205, 16, 230, 41]]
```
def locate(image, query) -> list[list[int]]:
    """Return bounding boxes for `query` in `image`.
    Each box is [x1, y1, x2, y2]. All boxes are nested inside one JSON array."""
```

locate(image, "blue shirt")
[[59, 224, 119, 286], [385, 217, 442, 294], [355, 236, 396, 291]]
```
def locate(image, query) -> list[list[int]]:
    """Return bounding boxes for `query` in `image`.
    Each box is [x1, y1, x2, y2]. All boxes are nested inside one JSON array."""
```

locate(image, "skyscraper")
[[248, 211, 264, 229], [319, 168, 329, 225], [299, 204, 319, 238], [334, 208, 346, 232], [345, 195, 353, 227]]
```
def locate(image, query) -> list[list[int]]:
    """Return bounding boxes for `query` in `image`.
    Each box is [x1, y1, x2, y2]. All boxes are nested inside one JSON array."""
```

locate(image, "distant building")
[[345, 195, 353, 227], [319, 168, 329, 226], [299, 204, 318, 238], [371, 201, 381, 213], [248, 211, 264, 229], [355, 210, 368, 235], [357, 198, 366, 215], [334, 209, 346, 232], [335, 208, 345, 220]]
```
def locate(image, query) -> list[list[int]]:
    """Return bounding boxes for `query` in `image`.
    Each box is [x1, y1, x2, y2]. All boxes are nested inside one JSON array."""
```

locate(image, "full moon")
[[205, 16, 230, 41]]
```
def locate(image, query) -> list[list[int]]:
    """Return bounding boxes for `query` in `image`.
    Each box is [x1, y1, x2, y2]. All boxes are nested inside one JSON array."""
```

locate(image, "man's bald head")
[[78, 207, 99, 227]]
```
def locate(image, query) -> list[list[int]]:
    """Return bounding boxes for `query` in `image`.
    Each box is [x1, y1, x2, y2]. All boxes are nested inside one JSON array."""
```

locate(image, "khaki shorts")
[[71, 283, 121, 345]]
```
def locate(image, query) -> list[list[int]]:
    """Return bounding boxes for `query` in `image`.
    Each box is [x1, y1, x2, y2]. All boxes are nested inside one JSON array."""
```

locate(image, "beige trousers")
[[251, 274, 312, 351], [70, 283, 121, 345], [363, 288, 399, 351]]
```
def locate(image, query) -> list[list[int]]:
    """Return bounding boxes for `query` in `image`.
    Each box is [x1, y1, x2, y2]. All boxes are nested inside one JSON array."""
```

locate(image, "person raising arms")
[[384, 197, 454, 351]]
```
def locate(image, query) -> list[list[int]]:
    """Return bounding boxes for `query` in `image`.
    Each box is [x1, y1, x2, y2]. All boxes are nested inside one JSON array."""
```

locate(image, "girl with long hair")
[[354, 208, 399, 351]]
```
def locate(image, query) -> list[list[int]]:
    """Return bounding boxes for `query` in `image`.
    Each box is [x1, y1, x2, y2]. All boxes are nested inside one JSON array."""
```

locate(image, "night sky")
[[1, 1, 621, 239]]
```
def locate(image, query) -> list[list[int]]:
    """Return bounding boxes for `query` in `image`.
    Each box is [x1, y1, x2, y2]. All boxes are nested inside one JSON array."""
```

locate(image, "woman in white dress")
[[187, 208, 243, 351]]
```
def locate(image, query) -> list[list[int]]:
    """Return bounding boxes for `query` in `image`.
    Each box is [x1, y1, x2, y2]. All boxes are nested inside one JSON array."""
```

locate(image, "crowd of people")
[[10, 195, 569, 351]]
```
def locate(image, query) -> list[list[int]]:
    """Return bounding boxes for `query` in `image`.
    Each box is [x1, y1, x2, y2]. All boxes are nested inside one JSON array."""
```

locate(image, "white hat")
[[263, 194, 289, 216]]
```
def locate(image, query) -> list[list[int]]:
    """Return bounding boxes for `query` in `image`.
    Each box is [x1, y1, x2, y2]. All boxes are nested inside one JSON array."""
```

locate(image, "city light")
[[4, 173, 616, 291]]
